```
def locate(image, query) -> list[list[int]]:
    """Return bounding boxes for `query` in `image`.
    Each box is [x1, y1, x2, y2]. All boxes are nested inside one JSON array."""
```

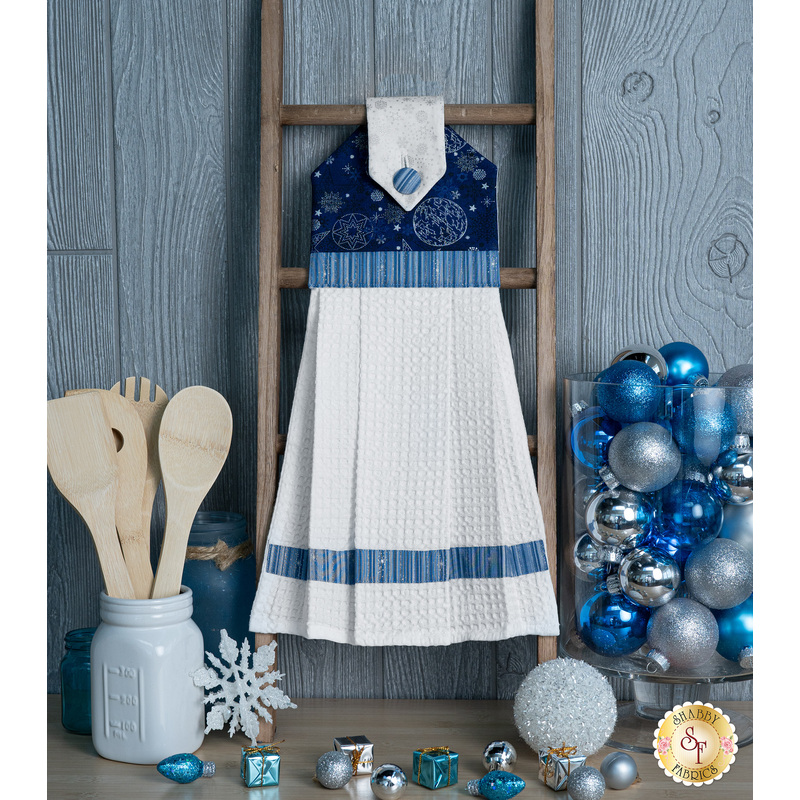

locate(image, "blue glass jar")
[[60, 627, 96, 734], [181, 511, 256, 655]]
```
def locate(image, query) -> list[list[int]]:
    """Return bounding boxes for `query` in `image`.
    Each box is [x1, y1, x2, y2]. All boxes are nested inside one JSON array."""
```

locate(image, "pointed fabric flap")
[[366, 96, 446, 211]]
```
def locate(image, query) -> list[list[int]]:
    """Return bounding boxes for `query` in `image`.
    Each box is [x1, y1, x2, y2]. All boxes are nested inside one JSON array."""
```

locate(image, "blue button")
[[393, 166, 422, 194]]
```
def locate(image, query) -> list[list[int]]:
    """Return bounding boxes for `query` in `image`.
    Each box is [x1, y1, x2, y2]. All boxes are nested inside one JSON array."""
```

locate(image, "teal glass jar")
[[60, 627, 96, 734]]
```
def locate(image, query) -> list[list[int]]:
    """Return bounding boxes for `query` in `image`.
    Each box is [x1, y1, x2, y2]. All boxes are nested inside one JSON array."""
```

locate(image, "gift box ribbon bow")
[[543, 744, 579, 779], [417, 746, 453, 785]]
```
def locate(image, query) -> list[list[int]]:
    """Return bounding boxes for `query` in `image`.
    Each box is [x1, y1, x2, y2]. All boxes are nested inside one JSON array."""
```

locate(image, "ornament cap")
[[467, 779, 483, 796], [645, 648, 671, 673], [683, 468, 707, 484], [570, 400, 589, 418], [605, 573, 621, 595], [202, 761, 216, 778], [692, 374, 710, 387], [598, 465, 620, 490], [734, 433, 751, 453], [739, 646, 754, 670], [603, 546, 623, 565]]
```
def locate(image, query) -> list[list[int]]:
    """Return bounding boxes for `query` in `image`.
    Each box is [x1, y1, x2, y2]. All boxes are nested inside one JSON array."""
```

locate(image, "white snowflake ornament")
[[191, 629, 296, 745]]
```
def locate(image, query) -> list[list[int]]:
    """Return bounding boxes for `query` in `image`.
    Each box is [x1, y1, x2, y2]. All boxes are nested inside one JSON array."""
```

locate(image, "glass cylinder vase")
[[60, 627, 96, 734], [560, 373, 753, 751]]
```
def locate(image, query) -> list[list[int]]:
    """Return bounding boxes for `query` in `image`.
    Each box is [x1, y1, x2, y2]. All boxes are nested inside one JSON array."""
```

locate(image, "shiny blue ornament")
[[595, 361, 661, 423], [671, 391, 736, 464], [714, 596, 753, 664], [570, 406, 621, 470], [657, 480, 723, 563], [467, 771, 526, 800], [157, 753, 216, 783], [659, 341, 709, 387], [578, 589, 650, 657]]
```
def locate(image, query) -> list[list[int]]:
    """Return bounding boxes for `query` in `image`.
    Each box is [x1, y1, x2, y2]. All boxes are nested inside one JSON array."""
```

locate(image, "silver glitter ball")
[[607, 422, 681, 493], [574, 533, 607, 579], [316, 750, 353, 789], [717, 364, 753, 435], [600, 751, 638, 789], [370, 763, 407, 800], [718, 503, 753, 552], [585, 489, 654, 551], [567, 765, 606, 800], [646, 598, 719, 671], [617, 546, 681, 608], [482, 740, 517, 772], [685, 539, 753, 609]]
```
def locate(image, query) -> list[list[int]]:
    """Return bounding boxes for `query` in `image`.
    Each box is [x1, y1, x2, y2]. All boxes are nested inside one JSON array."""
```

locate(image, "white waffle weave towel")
[[249, 287, 559, 645]]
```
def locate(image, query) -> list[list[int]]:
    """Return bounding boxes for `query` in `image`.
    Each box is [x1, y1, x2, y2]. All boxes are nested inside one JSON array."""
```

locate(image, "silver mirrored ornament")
[[482, 740, 517, 772], [615, 546, 681, 608], [585, 489, 654, 562], [599, 751, 637, 790], [611, 344, 669, 382], [645, 598, 719, 672], [606, 422, 681, 493], [685, 538, 753, 610], [566, 765, 606, 800], [717, 364, 753, 435], [316, 750, 353, 789], [371, 764, 407, 800], [709, 435, 753, 505], [718, 502, 753, 552], [574, 533, 608, 579]]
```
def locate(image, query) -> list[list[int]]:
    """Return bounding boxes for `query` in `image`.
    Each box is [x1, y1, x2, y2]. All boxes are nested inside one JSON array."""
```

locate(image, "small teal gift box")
[[241, 744, 281, 787], [412, 746, 458, 789]]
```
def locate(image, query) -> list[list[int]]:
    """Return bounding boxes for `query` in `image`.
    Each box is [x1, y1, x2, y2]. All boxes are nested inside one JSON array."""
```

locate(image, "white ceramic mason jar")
[[90, 587, 205, 764]]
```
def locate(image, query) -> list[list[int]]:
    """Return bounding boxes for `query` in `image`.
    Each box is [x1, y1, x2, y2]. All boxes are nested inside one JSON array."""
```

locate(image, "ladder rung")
[[280, 103, 535, 126], [276, 433, 537, 456], [278, 267, 536, 289]]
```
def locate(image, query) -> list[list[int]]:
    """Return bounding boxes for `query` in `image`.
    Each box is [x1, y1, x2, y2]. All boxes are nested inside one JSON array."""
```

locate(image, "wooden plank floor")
[[47, 695, 753, 798]]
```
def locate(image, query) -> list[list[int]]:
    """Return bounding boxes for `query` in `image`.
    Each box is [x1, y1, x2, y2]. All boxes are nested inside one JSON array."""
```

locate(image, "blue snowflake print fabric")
[[309, 126, 499, 287]]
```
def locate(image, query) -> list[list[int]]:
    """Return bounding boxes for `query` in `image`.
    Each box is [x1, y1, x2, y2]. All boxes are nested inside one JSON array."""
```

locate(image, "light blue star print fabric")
[[308, 126, 500, 287]]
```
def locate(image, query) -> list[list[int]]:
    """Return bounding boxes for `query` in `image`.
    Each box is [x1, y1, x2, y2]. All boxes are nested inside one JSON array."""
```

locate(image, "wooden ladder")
[[255, 0, 557, 743]]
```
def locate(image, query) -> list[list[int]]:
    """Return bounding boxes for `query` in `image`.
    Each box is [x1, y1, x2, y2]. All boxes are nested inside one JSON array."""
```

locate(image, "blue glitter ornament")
[[659, 341, 709, 387], [570, 406, 621, 471], [657, 479, 723, 563], [157, 753, 216, 783], [467, 771, 526, 800], [714, 596, 753, 667], [670, 390, 736, 465], [578, 589, 650, 657], [595, 361, 661, 423]]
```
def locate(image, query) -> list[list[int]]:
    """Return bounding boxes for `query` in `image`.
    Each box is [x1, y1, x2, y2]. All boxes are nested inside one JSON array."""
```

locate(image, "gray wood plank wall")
[[47, 0, 752, 704]]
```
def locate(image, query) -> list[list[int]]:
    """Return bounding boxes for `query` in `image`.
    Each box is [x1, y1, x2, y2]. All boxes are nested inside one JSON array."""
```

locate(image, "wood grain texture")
[[47, 0, 112, 250], [47, 255, 118, 690], [281, 103, 535, 124]]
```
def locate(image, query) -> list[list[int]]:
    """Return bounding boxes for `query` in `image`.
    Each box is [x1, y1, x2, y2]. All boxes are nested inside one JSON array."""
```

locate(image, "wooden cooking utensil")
[[110, 377, 169, 559], [151, 386, 233, 599], [47, 393, 136, 599], [66, 387, 152, 598]]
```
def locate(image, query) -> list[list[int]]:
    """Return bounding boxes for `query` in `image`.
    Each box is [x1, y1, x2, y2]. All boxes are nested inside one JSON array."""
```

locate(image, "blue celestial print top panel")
[[310, 126, 498, 256]]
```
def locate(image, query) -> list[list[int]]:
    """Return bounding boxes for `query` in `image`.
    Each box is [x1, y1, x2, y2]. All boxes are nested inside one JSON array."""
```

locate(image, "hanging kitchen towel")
[[250, 98, 559, 646]]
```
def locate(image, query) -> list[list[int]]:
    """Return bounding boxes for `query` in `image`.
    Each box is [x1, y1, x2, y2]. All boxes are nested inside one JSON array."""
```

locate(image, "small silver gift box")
[[333, 735, 374, 775], [538, 747, 586, 791]]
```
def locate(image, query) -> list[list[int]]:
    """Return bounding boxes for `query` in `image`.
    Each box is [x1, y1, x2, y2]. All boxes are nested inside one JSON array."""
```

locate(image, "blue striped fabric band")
[[264, 540, 548, 584], [309, 250, 500, 288]]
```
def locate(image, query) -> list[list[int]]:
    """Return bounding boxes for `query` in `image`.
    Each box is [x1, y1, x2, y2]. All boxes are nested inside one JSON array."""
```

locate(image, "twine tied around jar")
[[417, 747, 452, 786], [185, 538, 253, 571]]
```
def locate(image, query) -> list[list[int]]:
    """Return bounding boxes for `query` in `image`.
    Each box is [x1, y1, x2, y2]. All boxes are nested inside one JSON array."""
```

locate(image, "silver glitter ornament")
[[606, 546, 680, 608], [585, 489, 654, 562], [513, 658, 616, 756], [316, 750, 353, 789], [685, 538, 753, 609], [718, 502, 753, 552], [567, 765, 606, 800], [717, 364, 753, 435], [600, 751, 638, 789], [483, 741, 517, 772], [606, 422, 681, 493], [709, 435, 753, 505], [646, 597, 719, 672], [370, 764, 407, 799], [574, 533, 608, 579]]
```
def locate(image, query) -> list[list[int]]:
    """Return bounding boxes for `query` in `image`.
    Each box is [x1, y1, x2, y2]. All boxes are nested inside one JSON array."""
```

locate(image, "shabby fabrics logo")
[[653, 702, 738, 786]]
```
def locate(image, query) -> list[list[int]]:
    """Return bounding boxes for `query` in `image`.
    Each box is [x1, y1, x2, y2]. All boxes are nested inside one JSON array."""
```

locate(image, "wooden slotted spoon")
[[47, 393, 136, 599], [110, 377, 169, 562], [150, 386, 233, 599]]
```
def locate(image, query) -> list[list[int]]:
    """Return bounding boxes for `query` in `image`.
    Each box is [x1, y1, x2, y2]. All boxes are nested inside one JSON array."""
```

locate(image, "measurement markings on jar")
[[103, 664, 143, 741]]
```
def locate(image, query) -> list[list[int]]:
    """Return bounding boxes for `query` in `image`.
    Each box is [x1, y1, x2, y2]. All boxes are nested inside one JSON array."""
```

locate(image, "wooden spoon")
[[66, 387, 152, 598], [151, 386, 233, 599], [110, 377, 169, 560], [47, 393, 136, 599]]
